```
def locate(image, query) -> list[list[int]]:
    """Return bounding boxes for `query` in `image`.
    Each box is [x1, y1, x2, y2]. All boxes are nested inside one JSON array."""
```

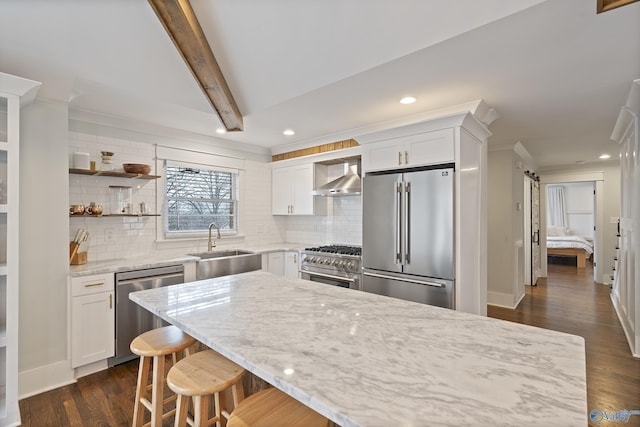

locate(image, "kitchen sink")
[[188, 249, 255, 259], [188, 249, 261, 280]]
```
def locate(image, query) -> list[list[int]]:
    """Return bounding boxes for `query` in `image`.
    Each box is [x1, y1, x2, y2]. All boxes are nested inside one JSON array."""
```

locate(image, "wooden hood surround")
[[148, 0, 243, 132]]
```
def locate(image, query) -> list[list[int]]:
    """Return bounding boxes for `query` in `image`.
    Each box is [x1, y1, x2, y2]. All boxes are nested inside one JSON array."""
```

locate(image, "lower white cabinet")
[[70, 273, 115, 368], [284, 251, 299, 278], [265, 252, 285, 276], [264, 251, 299, 278]]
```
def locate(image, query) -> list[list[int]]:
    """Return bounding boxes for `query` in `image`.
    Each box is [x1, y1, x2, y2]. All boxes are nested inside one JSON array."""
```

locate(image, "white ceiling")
[[1, 0, 638, 168]]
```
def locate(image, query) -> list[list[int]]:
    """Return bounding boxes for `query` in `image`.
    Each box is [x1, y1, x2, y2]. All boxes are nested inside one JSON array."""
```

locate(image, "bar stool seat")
[[167, 349, 246, 427], [130, 325, 196, 427], [227, 388, 329, 427]]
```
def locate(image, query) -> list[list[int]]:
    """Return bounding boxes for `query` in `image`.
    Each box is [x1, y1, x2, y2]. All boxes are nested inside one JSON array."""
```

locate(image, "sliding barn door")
[[532, 179, 541, 285]]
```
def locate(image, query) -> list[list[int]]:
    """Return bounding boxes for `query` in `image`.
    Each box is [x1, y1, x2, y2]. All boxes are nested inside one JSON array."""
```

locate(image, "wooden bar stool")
[[131, 325, 196, 427], [167, 349, 246, 427], [227, 388, 329, 427]]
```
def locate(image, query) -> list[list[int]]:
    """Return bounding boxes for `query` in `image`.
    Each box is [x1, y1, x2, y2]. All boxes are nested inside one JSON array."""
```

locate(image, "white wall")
[[547, 182, 595, 239], [68, 129, 289, 261], [19, 100, 74, 394], [488, 150, 514, 305], [487, 146, 531, 309]]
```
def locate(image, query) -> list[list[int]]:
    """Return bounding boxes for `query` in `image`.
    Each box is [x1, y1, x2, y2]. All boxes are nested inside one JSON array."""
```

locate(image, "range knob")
[[346, 262, 355, 271], [308, 257, 316, 264], [337, 261, 345, 268], [330, 259, 338, 266]]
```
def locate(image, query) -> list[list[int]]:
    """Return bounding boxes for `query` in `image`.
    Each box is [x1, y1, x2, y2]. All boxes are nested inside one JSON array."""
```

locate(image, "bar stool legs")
[[167, 349, 246, 427], [130, 325, 196, 427]]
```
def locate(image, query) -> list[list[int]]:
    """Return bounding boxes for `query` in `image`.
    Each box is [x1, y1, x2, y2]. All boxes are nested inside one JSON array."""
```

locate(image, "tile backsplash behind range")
[[284, 195, 362, 246]]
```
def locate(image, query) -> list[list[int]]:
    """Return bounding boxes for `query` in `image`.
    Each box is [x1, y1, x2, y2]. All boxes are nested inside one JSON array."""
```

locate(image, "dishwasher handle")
[[116, 264, 184, 282], [116, 271, 184, 287]]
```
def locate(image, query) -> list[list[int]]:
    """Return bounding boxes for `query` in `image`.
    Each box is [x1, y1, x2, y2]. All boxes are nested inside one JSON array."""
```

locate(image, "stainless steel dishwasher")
[[109, 264, 184, 366]]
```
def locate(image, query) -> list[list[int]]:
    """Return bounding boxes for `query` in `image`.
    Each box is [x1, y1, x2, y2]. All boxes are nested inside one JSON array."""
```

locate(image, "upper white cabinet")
[[0, 72, 41, 427], [272, 163, 314, 215], [362, 129, 454, 172]]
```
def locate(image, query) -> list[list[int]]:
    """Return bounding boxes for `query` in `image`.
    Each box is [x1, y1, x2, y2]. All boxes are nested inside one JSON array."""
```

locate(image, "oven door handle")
[[299, 270, 357, 283]]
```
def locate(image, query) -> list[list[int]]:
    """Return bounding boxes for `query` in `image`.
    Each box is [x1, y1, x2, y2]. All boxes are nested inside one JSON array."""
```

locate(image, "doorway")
[[539, 172, 605, 284]]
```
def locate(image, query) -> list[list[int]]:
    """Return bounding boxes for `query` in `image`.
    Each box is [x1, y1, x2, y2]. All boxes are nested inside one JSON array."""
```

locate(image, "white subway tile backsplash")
[[70, 131, 362, 261]]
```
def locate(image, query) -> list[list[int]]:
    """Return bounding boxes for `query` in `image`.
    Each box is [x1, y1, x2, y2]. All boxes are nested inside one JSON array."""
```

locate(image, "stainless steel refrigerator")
[[362, 166, 455, 309]]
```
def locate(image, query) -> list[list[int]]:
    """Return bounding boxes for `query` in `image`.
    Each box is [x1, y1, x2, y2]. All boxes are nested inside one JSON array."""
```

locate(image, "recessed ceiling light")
[[599, 154, 611, 159], [400, 96, 416, 105], [283, 129, 295, 136], [216, 128, 227, 134], [575, 160, 585, 164]]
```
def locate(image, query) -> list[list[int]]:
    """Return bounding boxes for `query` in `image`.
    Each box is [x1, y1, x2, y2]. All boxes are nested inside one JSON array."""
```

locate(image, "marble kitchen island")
[[130, 271, 587, 427]]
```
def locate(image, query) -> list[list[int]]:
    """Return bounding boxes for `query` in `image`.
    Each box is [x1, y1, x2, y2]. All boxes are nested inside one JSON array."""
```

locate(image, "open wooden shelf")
[[69, 168, 160, 180]]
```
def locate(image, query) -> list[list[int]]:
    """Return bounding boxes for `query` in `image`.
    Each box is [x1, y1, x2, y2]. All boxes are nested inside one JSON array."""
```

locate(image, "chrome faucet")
[[208, 222, 221, 251]]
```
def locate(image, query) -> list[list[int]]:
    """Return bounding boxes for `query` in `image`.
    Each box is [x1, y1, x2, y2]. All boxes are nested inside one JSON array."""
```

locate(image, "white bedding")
[[547, 235, 593, 255]]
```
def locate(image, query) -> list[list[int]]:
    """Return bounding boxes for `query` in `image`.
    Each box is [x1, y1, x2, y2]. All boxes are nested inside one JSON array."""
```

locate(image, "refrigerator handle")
[[396, 181, 402, 264], [404, 181, 411, 264]]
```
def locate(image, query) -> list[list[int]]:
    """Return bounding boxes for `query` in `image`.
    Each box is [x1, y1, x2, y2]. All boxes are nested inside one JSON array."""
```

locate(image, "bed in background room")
[[547, 226, 594, 268]]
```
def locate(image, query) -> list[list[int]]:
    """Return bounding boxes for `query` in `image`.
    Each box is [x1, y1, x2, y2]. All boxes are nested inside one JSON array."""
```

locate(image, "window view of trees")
[[165, 165, 237, 232]]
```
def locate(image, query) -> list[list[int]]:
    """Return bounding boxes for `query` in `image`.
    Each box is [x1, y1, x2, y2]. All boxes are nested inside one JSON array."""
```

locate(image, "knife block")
[[69, 242, 87, 265]]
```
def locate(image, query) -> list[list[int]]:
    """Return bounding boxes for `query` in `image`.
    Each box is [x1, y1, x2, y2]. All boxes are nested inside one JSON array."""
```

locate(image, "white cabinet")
[[284, 251, 299, 278], [70, 273, 115, 368], [263, 251, 299, 278], [272, 163, 314, 215], [363, 129, 454, 172], [265, 251, 285, 276], [0, 72, 40, 426]]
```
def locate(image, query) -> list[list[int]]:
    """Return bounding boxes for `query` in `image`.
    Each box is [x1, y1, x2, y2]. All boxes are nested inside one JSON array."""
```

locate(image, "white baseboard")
[[487, 291, 519, 309], [610, 293, 640, 359], [513, 291, 525, 309], [19, 360, 75, 399], [75, 359, 109, 379]]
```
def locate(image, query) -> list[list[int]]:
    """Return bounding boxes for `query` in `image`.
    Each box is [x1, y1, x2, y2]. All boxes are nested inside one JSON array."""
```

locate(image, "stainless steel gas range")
[[299, 245, 362, 290]]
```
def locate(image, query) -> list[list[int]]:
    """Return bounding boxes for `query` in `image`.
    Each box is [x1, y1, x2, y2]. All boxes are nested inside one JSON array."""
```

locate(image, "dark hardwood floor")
[[489, 263, 640, 426], [19, 263, 640, 426]]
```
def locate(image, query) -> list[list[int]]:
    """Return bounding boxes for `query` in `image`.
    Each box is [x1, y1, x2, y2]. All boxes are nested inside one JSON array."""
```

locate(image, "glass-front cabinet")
[[0, 72, 40, 427]]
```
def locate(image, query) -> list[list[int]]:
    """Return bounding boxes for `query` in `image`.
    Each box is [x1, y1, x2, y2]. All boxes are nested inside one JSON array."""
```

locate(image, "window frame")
[[160, 160, 241, 240]]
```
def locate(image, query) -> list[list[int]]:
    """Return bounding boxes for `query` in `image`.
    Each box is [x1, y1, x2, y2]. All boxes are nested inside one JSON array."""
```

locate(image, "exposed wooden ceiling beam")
[[597, 0, 639, 13], [148, 0, 243, 131]]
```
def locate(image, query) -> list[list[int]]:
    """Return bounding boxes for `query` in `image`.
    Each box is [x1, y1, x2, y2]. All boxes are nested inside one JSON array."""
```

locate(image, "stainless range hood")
[[312, 159, 361, 196]]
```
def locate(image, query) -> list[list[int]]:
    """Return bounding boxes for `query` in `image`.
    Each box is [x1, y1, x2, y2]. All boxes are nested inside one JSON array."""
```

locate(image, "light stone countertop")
[[68, 243, 310, 277], [130, 271, 587, 427]]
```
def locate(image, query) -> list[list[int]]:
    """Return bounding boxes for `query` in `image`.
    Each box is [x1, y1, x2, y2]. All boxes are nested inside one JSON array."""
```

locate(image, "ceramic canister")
[[73, 152, 90, 170]]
